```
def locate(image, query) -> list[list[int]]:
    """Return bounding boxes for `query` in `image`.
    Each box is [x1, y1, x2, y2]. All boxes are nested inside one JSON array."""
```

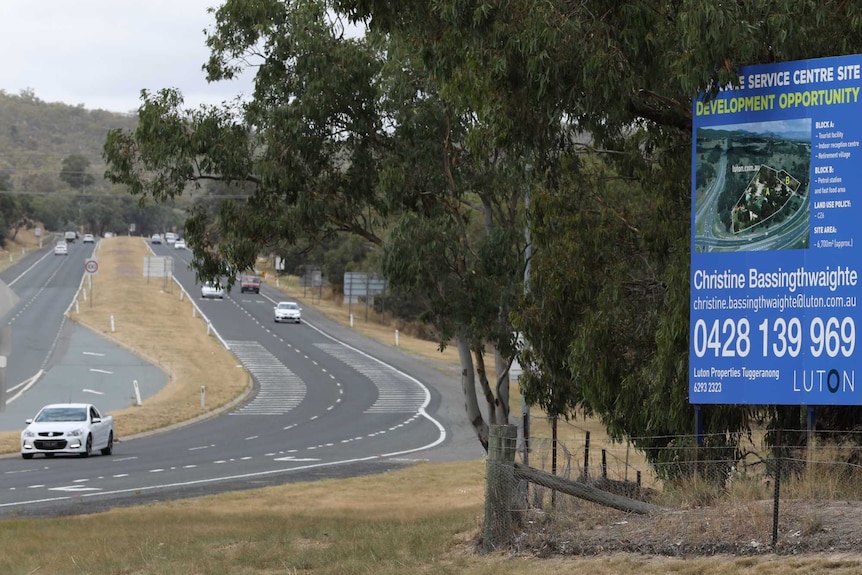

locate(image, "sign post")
[[85, 259, 99, 307]]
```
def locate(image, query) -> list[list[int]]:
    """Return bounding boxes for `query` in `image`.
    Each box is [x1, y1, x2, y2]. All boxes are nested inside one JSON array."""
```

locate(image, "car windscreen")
[[35, 407, 87, 422]]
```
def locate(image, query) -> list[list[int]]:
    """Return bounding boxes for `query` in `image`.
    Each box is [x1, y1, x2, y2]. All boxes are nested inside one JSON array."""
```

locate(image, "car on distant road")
[[165, 232, 177, 244], [201, 281, 225, 299], [83, 233, 95, 243], [240, 275, 262, 293], [174, 238, 186, 250], [21, 403, 114, 459], [151, 234, 162, 244], [54, 241, 68, 255], [274, 301, 302, 323]]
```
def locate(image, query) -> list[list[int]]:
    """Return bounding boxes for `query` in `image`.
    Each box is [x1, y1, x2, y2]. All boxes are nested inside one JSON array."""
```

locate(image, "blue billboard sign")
[[690, 55, 862, 405]]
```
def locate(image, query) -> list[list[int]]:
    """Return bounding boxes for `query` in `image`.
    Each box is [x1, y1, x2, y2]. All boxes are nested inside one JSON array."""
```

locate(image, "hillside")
[[0, 90, 192, 240], [0, 89, 138, 194]]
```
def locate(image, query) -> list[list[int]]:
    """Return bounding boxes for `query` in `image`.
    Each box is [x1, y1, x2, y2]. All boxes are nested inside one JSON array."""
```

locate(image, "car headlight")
[[22, 430, 34, 438], [67, 428, 84, 437]]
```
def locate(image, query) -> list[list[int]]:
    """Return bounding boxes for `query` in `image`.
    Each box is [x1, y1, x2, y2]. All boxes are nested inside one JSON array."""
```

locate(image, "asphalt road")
[[0, 240, 169, 431], [0, 239, 483, 518]]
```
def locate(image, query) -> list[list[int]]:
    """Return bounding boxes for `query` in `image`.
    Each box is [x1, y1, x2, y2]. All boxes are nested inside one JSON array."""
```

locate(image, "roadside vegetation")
[[1, 235, 861, 572]]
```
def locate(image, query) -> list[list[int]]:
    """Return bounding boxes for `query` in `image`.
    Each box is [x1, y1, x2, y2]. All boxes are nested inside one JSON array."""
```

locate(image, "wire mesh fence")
[[484, 423, 862, 554]]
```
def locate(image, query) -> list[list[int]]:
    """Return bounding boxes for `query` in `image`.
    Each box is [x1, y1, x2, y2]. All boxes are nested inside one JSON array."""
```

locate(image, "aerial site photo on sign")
[[690, 54, 862, 406]]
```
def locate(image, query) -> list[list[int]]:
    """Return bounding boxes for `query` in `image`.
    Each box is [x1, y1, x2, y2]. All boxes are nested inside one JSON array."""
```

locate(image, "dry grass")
[[3, 459, 862, 575], [0, 227, 45, 268]]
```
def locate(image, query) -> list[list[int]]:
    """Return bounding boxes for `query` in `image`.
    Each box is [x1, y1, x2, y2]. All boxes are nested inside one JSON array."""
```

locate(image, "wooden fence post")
[[583, 431, 591, 479], [484, 424, 518, 552]]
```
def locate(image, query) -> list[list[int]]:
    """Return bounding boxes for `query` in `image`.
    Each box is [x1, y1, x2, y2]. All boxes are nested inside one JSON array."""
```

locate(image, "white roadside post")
[[201, 386, 206, 410], [0, 327, 9, 413], [133, 380, 142, 406]]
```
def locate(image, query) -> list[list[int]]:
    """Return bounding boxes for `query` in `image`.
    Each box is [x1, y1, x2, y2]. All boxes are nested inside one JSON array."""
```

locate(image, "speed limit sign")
[[84, 259, 99, 274]]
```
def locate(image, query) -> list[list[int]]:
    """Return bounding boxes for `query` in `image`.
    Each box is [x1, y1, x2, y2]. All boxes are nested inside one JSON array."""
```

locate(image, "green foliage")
[[102, 0, 862, 459], [0, 89, 137, 195], [59, 154, 96, 191], [318, 234, 372, 293], [104, 1, 390, 286]]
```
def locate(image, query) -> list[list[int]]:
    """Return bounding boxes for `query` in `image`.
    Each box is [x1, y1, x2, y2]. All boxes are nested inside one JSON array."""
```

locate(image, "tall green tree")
[[337, 0, 862, 459], [59, 154, 96, 191], [104, 0, 862, 460], [0, 172, 35, 244], [105, 0, 533, 449]]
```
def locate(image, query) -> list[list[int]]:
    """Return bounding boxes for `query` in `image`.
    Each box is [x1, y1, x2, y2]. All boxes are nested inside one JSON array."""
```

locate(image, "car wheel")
[[21, 453, 33, 459], [100, 432, 114, 456], [80, 435, 92, 458]]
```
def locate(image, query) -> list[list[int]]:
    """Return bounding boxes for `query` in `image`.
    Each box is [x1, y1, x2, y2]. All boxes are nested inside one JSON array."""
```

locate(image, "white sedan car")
[[54, 241, 68, 255], [274, 301, 302, 323], [201, 281, 225, 299], [21, 403, 114, 458], [174, 238, 187, 249]]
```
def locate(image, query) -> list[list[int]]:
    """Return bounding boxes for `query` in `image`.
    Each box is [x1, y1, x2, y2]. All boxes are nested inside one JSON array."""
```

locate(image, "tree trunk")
[[494, 346, 510, 422], [457, 332, 488, 450], [473, 346, 499, 425]]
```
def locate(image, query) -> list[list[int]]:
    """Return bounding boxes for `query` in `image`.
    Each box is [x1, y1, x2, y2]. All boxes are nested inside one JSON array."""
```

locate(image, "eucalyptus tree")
[[105, 0, 862, 459], [106, 0, 386, 286], [59, 154, 96, 192], [103, 0, 531, 449], [335, 0, 862, 460]]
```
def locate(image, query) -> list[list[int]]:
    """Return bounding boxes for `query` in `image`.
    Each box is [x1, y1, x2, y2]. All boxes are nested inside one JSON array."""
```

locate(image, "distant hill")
[[0, 89, 138, 195], [0, 90, 190, 241]]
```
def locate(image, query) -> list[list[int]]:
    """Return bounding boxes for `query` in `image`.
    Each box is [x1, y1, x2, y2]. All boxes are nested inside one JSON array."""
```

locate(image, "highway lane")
[[1, 239, 95, 390], [0, 241, 481, 516], [0, 239, 169, 430]]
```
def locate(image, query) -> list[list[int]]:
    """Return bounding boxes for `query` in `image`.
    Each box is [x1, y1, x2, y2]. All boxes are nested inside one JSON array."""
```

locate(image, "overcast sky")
[[0, 1, 255, 114]]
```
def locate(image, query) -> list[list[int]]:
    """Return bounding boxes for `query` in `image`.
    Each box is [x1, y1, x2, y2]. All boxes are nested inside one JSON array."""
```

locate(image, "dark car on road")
[[240, 275, 262, 294]]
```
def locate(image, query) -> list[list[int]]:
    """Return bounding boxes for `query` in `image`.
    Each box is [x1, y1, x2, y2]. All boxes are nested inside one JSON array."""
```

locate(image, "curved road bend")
[[0, 241, 482, 517]]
